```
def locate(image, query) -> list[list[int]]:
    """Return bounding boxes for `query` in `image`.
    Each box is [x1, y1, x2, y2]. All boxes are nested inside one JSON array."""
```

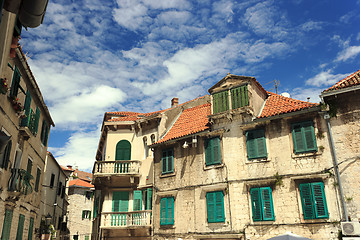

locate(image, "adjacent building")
[[64, 166, 94, 240]]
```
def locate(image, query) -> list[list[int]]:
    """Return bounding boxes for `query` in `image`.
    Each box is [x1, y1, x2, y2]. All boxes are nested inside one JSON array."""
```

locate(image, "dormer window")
[[212, 85, 249, 114]]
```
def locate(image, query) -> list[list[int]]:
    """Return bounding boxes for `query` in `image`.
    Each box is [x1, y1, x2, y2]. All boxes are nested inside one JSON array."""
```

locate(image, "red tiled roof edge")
[[153, 103, 211, 145], [324, 69, 360, 92], [68, 179, 94, 188], [258, 92, 319, 119]]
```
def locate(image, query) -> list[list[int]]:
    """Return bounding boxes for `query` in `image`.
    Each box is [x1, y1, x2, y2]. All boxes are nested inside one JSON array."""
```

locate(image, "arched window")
[[115, 140, 131, 160]]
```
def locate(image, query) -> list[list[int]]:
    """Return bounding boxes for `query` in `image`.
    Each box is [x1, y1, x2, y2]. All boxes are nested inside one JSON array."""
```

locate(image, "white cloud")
[[300, 21, 323, 31], [335, 45, 360, 62], [290, 87, 322, 103], [49, 127, 101, 171], [113, 1, 150, 31], [305, 70, 350, 87]]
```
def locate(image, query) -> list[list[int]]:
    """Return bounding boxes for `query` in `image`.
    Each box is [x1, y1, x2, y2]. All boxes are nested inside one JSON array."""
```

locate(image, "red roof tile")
[[73, 169, 93, 182], [68, 179, 94, 188], [155, 103, 211, 144], [258, 92, 319, 118], [324, 69, 360, 92]]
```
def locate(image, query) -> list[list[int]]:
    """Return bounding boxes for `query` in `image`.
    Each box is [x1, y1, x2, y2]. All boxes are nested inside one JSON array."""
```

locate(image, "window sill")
[[292, 151, 322, 159], [160, 172, 176, 178], [246, 158, 270, 164], [300, 218, 329, 224], [206, 222, 228, 227], [250, 221, 275, 225], [160, 224, 175, 229], [204, 163, 224, 171]]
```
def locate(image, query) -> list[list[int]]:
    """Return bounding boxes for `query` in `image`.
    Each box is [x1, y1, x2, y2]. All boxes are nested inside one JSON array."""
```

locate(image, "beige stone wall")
[[327, 91, 360, 222], [67, 187, 93, 240]]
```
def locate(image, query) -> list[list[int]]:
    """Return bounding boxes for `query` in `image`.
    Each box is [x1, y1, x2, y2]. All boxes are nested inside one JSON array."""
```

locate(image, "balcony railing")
[[8, 168, 33, 195], [101, 210, 151, 228], [93, 160, 141, 176]]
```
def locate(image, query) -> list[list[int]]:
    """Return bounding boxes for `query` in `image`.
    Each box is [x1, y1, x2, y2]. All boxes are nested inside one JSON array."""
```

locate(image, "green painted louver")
[[27, 217, 34, 240], [205, 137, 221, 166], [33, 107, 40, 135], [161, 148, 174, 174], [21, 90, 32, 127], [160, 197, 174, 225], [206, 191, 225, 223], [231, 85, 249, 109], [10, 66, 21, 97], [112, 191, 129, 212], [115, 140, 131, 160], [1, 209, 13, 240], [246, 129, 267, 159], [146, 188, 152, 210], [133, 190, 142, 211], [291, 121, 317, 154], [16, 214, 25, 240], [213, 90, 229, 114], [93, 196, 99, 218], [299, 182, 328, 219], [34, 168, 41, 192], [40, 120, 49, 146], [250, 187, 275, 221]]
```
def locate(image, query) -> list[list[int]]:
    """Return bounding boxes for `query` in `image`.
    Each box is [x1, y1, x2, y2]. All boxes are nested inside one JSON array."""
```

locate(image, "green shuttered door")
[[1, 209, 13, 240], [160, 197, 174, 225], [27, 217, 34, 240], [113, 191, 129, 212], [133, 190, 142, 211], [16, 214, 25, 240], [115, 140, 131, 160]]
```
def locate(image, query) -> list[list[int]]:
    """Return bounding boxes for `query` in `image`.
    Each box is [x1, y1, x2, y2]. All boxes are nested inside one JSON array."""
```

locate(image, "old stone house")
[[64, 166, 94, 240]]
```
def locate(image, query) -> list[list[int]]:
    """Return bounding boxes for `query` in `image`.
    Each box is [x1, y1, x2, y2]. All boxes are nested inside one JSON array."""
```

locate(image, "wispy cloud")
[[335, 45, 360, 62], [305, 69, 350, 87]]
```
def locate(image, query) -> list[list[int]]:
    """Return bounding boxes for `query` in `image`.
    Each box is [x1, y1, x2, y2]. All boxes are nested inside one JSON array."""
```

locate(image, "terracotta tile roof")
[[154, 103, 211, 144], [68, 179, 94, 188], [61, 165, 74, 172], [73, 169, 93, 182], [324, 69, 360, 92], [258, 92, 319, 119]]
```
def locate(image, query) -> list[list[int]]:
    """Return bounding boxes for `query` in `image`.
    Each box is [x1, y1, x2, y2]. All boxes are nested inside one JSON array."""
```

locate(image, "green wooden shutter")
[[205, 138, 213, 166], [146, 188, 152, 210], [133, 190, 142, 211], [84, 236, 89, 240], [160, 198, 167, 225], [261, 187, 274, 221], [27, 217, 34, 240], [168, 197, 174, 225], [215, 191, 225, 222], [34, 168, 41, 192], [115, 140, 131, 160], [1, 209, 13, 240], [82, 210, 85, 219], [10, 66, 21, 97], [16, 214, 25, 240], [213, 91, 229, 114], [303, 121, 317, 152], [26, 159, 32, 174], [250, 188, 262, 221], [161, 149, 173, 174], [21, 90, 32, 127], [2, 141, 12, 170], [231, 85, 249, 109], [33, 107, 40, 135], [161, 150, 167, 174], [206, 192, 215, 222], [299, 183, 315, 219], [246, 129, 267, 159], [292, 123, 305, 153], [212, 138, 221, 164], [311, 182, 328, 218], [113, 192, 120, 212], [167, 149, 173, 173]]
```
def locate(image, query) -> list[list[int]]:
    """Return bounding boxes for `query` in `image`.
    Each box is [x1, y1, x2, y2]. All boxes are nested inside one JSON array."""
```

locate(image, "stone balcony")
[[92, 160, 141, 187], [100, 210, 152, 229]]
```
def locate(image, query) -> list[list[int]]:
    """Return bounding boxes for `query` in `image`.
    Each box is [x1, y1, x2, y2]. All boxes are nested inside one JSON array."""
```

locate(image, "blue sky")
[[21, 0, 360, 171]]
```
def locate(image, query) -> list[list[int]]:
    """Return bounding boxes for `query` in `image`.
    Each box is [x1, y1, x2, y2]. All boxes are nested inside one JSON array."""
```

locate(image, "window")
[[0, 132, 11, 170], [115, 140, 131, 160], [20, 90, 31, 127], [246, 129, 267, 160], [112, 191, 129, 212], [160, 197, 174, 225], [40, 120, 49, 146], [50, 173, 55, 188], [58, 182, 62, 196], [84, 236, 89, 240], [28, 107, 40, 136], [146, 188, 153, 210], [73, 235, 78, 240], [205, 137, 221, 166], [16, 214, 25, 240], [93, 196, 99, 219], [231, 85, 249, 109], [61, 186, 65, 199], [299, 182, 328, 219], [26, 158, 33, 175], [10, 66, 21, 97], [82, 210, 91, 219], [1, 209, 13, 240], [213, 91, 229, 114], [291, 121, 317, 154], [161, 148, 174, 174], [27, 217, 34, 240], [133, 190, 142, 211], [250, 187, 274, 221], [34, 168, 41, 192], [206, 191, 225, 223]]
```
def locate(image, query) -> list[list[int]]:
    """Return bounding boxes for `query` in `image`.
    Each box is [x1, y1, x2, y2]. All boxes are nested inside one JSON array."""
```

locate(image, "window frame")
[[82, 210, 91, 220], [212, 90, 229, 114], [250, 187, 275, 221], [299, 182, 329, 220], [246, 129, 267, 160], [161, 148, 174, 175], [204, 137, 222, 166], [160, 196, 174, 225], [291, 120, 317, 154], [206, 191, 225, 223]]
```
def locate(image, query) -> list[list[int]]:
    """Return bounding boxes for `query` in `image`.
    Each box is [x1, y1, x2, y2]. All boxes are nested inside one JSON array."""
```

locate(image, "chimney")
[[75, 166, 78, 170], [171, 97, 179, 107], [67, 165, 72, 170]]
